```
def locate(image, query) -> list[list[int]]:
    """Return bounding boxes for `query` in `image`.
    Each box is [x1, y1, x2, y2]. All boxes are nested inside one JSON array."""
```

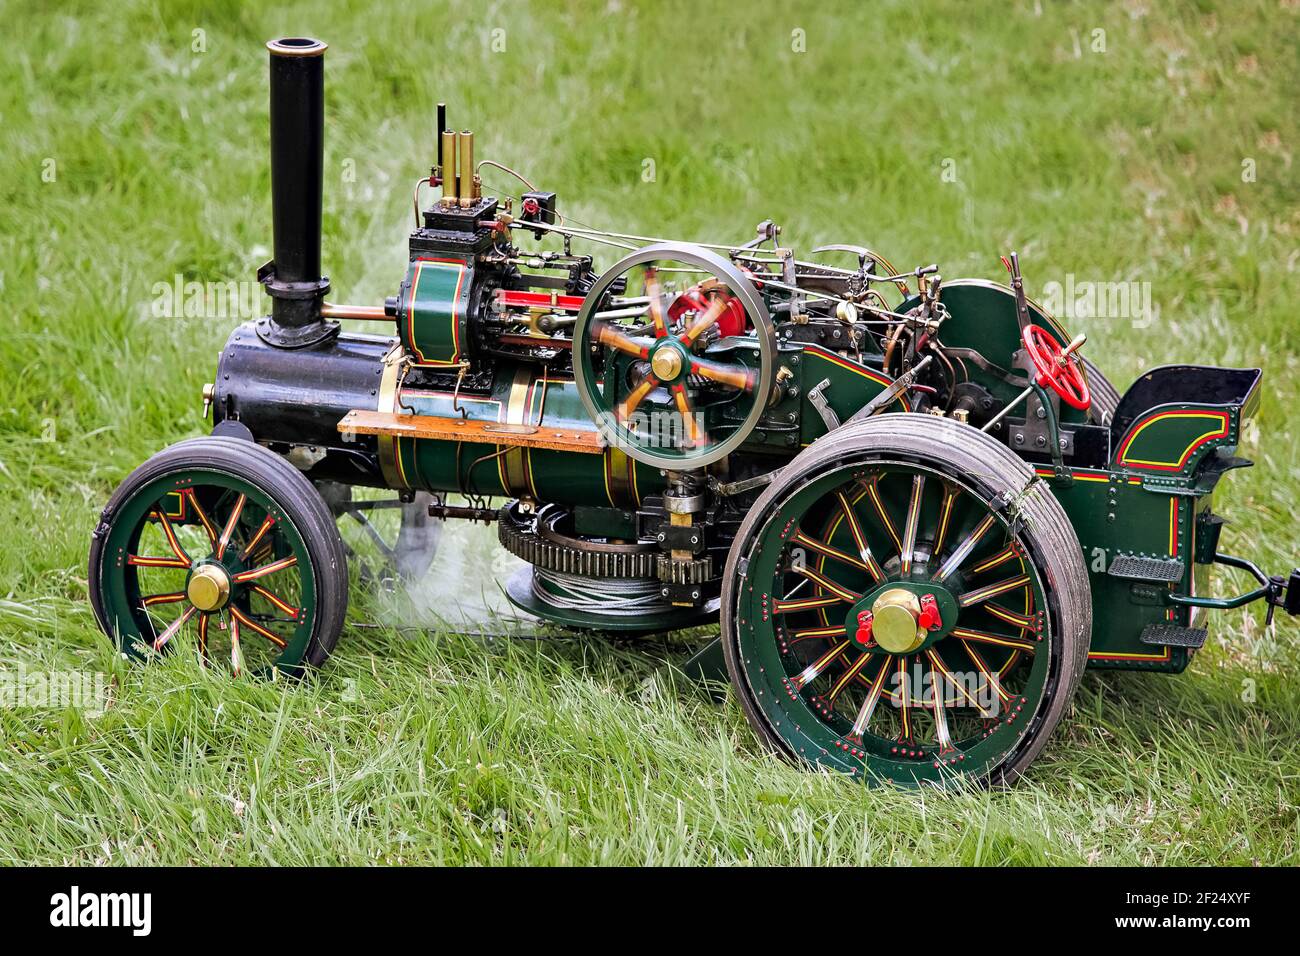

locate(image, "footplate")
[[1109, 554, 1185, 583], [1139, 624, 1208, 649]]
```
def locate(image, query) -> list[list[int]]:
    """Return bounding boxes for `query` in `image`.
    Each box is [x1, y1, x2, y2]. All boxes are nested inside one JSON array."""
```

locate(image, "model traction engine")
[[88, 38, 1300, 787]]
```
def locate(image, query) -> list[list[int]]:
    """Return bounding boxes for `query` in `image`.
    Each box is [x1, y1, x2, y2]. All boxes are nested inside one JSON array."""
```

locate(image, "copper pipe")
[[320, 303, 395, 321]]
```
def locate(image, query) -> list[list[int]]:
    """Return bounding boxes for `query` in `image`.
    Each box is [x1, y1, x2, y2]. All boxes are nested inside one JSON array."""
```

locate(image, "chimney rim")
[[267, 37, 327, 58]]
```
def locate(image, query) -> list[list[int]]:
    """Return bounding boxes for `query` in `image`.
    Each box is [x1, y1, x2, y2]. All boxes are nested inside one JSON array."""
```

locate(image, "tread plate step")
[[1139, 624, 1208, 649], [1109, 554, 1185, 583]]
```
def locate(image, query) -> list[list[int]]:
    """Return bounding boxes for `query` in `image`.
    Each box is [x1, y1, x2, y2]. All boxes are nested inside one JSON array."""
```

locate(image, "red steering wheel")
[[1021, 325, 1091, 411]]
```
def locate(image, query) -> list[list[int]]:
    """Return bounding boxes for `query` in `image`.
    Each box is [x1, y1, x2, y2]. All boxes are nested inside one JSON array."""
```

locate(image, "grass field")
[[1, 0, 1298, 865]]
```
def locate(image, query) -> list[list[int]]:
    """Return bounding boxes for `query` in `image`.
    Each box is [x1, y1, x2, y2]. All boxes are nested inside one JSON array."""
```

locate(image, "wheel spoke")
[[932, 513, 998, 583], [128, 554, 189, 569], [183, 488, 219, 547], [229, 614, 244, 676], [927, 647, 996, 717], [896, 656, 914, 743], [791, 565, 860, 603], [900, 474, 925, 575], [216, 493, 246, 560], [788, 624, 846, 642], [152, 605, 196, 652], [791, 530, 872, 575], [958, 574, 1031, 608], [251, 584, 299, 618], [230, 606, 288, 649], [834, 490, 886, 579], [232, 554, 297, 584], [197, 612, 210, 665], [239, 515, 277, 562], [987, 603, 1035, 630], [791, 639, 850, 690], [774, 594, 843, 614], [951, 626, 1036, 653], [827, 650, 873, 704], [848, 658, 891, 740], [970, 544, 1019, 575], [928, 655, 954, 754], [862, 477, 903, 558], [140, 591, 186, 608], [962, 642, 1013, 706], [153, 509, 191, 565], [932, 483, 960, 556]]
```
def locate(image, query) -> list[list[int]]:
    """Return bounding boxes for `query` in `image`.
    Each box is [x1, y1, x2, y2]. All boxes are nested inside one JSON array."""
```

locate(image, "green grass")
[[1, 0, 1298, 864]]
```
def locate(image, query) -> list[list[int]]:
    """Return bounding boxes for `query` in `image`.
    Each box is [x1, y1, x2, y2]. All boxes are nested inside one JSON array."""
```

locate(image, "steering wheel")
[[1021, 325, 1091, 411], [572, 243, 776, 471]]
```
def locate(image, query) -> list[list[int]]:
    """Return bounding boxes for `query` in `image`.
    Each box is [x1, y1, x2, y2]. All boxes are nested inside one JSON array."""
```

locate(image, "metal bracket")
[[807, 378, 841, 431], [847, 355, 933, 422], [707, 472, 776, 497]]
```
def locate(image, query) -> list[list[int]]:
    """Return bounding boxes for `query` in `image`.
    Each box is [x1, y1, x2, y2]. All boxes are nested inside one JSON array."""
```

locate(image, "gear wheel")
[[498, 501, 660, 579], [656, 554, 714, 585]]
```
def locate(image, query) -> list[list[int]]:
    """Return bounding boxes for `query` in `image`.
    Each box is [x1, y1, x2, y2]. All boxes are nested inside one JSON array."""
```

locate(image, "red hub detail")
[[668, 288, 747, 338], [918, 593, 943, 631], [854, 610, 875, 647]]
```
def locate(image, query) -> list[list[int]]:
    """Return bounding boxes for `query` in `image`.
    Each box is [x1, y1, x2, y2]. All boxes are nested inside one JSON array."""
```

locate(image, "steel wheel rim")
[[732, 457, 1054, 784], [97, 468, 318, 676]]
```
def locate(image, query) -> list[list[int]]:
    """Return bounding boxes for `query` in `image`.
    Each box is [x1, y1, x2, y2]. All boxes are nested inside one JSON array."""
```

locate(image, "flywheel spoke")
[[592, 320, 653, 359], [690, 356, 756, 392], [678, 298, 725, 345], [617, 374, 660, 421], [643, 268, 669, 339]]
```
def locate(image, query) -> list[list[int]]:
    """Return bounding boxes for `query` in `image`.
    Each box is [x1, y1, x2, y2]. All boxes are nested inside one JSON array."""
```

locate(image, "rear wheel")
[[89, 436, 348, 676], [721, 414, 1090, 786]]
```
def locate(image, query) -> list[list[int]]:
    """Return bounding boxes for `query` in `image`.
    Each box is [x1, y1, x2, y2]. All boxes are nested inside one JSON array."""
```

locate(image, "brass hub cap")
[[187, 564, 231, 612], [870, 587, 925, 654], [650, 345, 684, 381]]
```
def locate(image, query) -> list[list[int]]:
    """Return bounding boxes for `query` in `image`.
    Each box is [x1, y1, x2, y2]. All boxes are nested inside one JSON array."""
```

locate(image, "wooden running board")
[[337, 409, 607, 455]]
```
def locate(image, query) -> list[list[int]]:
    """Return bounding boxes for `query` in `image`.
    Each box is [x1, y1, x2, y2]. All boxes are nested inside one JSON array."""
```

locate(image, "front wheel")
[[721, 414, 1090, 787], [89, 436, 349, 676]]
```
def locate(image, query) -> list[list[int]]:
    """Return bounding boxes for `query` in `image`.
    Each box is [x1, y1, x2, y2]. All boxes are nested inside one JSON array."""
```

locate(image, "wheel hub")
[[649, 342, 685, 382], [187, 564, 231, 612], [846, 581, 958, 654], [871, 588, 925, 653]]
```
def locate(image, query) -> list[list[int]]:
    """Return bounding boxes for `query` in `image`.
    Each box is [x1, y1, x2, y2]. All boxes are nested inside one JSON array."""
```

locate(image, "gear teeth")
[[497, 501, 660, 579]]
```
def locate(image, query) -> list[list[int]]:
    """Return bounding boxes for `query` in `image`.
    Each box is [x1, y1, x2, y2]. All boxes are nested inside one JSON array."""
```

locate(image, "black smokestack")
[[259, 37, 334, 347]]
